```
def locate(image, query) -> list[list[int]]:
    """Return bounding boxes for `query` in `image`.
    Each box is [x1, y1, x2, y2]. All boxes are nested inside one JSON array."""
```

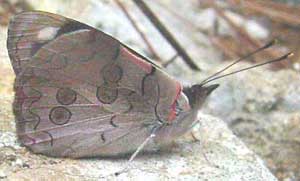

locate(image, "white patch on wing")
[[37, 27, 60, 41]]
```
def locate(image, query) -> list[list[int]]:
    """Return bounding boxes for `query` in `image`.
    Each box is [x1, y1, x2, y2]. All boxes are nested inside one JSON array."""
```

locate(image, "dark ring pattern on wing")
[[110, 115, 118, 127], [56, 88, 77, 105], [102, 64, 123, 83], [49, 106, 72, 125], [14, 86, 43, 130], [96, 83, 118, 104]]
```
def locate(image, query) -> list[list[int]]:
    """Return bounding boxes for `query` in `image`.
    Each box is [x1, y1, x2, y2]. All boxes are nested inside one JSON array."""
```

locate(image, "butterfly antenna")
[[200, 52, 293, 86], [200, 39, 277, 85]]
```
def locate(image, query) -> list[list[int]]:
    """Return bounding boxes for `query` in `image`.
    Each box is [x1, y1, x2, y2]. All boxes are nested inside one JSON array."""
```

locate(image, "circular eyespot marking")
[[102, 65, 123, 83], [49, 106, 71, 125], [56, 88, 77, 105], [96, 84, 118, 104]]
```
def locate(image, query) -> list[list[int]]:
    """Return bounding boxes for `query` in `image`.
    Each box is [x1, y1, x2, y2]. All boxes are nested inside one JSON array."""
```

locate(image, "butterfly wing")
[[7, 11, 92, 75], [7, 11, 182, 157]]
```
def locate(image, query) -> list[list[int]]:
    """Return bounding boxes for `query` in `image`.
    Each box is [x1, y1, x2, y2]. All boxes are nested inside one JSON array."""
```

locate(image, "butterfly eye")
[[176, 93, 191, 112], [175, 101, 183, 116]]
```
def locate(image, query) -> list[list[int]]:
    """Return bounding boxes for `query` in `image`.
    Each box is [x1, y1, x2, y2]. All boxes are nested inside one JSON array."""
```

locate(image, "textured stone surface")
[[181, 64, 300, 180], [223, 69, 299, 181], [2, 0, 297, 180], [0, 109, 276, 180]]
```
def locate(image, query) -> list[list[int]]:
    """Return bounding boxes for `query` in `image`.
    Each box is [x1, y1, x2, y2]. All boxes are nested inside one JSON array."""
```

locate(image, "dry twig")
[[114, 0, 162, 62], [132, 0, 201, 70]]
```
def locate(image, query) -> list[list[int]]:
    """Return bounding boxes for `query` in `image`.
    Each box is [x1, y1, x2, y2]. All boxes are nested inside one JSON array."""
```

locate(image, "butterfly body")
[[7, 11, 217, 158]]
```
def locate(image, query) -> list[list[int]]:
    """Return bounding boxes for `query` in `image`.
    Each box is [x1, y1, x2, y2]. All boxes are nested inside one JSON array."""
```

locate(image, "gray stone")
[[0, 0, 285, 180], [0, 111, 277, 180], [189, 63, 300, 180]]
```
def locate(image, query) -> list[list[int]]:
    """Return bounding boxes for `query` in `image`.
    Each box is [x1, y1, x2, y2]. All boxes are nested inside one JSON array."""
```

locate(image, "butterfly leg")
[[115, 125, 161, 176], [189, 120, 219, 168], [129, 130, 156, 162]]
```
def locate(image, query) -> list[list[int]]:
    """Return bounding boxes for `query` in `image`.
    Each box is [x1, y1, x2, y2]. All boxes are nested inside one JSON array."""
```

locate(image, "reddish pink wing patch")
[[120, 47, 152, 74], [167, 82, 182, 122]]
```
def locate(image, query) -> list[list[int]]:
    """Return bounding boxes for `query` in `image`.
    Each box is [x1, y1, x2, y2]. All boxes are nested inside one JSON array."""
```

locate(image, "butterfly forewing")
[[7, 11, 91, 75], [7, 11, 183, 157]]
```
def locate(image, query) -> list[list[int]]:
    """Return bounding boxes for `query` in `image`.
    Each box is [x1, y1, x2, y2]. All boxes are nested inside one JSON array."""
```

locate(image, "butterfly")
[[7, 11, 219, 158]]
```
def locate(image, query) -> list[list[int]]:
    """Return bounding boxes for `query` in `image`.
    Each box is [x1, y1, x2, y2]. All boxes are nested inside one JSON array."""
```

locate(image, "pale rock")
[[245, 20, 269, 40], [0, 112, 277, 180]]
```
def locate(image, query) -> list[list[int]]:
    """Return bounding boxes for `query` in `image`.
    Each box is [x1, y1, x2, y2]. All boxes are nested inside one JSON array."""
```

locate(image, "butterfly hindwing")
[[8, 11, 182, 157]]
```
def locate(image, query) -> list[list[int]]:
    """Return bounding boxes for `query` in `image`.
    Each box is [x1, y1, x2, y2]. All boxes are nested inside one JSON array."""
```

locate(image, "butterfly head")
[[183, 84, 219, 110], [155, 84, 218, 143]]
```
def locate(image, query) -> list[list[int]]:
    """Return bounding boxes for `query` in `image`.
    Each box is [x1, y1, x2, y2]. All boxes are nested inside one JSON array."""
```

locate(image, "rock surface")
[[0, 104, 277, 180], [178, 64, 300, 180], [214, 68, 300, 181], [1, 0, 298, 180]]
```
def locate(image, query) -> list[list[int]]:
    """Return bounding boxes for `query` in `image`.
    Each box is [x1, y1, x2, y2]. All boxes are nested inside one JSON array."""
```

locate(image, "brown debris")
[[132, 0, 201, 71], [0, 0, 33, 26], [114, 0, 162, 62]]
